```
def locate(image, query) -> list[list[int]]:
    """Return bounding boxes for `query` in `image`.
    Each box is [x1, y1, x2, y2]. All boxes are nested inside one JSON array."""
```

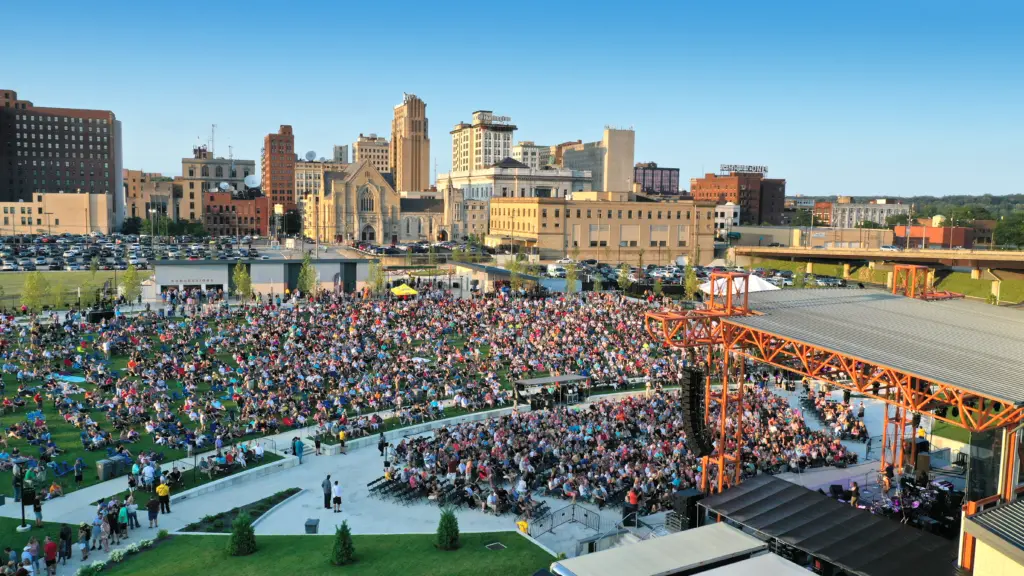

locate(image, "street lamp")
[[148, 208, 158, 246]]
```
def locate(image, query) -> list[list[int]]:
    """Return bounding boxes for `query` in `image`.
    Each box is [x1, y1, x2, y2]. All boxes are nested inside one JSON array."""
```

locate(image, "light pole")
[[148, 208, 158, 247]]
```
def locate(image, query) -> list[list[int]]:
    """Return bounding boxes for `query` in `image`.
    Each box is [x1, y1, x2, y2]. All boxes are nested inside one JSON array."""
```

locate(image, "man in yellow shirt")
[[337, 430, 347, 455], [156, 480, 171, 514]]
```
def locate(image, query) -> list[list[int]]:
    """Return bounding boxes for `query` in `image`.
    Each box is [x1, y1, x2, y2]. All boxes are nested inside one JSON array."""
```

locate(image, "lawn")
[[748, 258, 850, 279], [932, 420, 972, 444], [0, 270, 154, 308], [933, 271, 1024, 304], [102, 532, 554, 576], [0, 516, 73, 557]]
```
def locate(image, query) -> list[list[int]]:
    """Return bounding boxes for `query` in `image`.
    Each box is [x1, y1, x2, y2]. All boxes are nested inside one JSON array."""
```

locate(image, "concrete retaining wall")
[[170, 455, 298, 504]]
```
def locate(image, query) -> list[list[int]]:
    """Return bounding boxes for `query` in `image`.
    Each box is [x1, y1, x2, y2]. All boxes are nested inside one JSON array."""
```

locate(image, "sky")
[[4, 0, 1022, 197]]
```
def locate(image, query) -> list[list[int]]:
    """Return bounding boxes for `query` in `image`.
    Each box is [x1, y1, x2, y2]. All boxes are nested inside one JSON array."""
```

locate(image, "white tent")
[[699, 274, 780, 295]]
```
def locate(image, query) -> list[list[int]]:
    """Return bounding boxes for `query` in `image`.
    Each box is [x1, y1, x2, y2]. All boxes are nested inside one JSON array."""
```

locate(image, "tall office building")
[[450, 111, 517, 173], [390, 93, 430, 191], [690, 168, 786, 225], [0, 88, 124, 229], [512, 141, 555, 170], [562, 128, 635, 192], [262, 125, 296, 211], [634, 162, 680, 195], [352, 134, 390, 175], [332, 144, 349, 164]]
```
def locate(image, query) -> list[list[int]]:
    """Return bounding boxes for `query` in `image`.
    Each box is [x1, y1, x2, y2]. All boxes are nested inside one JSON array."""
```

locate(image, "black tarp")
[[699, 475, 957, 576]]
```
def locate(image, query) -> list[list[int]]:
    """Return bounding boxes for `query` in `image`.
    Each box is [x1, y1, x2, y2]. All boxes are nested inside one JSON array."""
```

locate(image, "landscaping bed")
[[180, 488, 300, 533]]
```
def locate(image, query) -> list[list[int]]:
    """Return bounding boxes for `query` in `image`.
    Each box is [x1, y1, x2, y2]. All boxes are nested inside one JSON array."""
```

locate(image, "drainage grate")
[[485, 542, 507, 551]]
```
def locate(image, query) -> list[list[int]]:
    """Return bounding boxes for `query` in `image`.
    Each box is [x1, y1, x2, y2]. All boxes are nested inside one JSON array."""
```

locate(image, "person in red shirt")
[[43, 536, 57, 575]]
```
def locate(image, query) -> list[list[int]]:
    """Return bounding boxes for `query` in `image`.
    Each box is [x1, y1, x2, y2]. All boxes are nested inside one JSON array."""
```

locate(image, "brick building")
[[813, 201, 833, 226], [690, 171, 786, 225], [262, 125, 295, 212], [204, 191, 270, 238], [895, 225, 974, 249]]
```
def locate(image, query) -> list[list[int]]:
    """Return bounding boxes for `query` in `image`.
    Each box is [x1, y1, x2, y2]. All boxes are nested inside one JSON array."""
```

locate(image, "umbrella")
[[390, 284, 418, 297]]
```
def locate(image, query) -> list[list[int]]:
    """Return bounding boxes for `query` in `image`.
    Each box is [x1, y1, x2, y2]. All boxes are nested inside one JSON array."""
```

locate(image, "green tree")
[[653, 277, 663, 296], [505, 256, 523, 292], [367, 261, 386, 296], [49, 279, 65, 310], [331, 520, 356, 565], [593, 276, 603, 292], [227, 512, 257, 556], [994, 213, 1024, 247], [89, 256, 100, 276], [232, 263, 253, 301], [793, 273, 807, 289], [855, 220, 884, 229], [885, 213, 910, 228], [683, 261, 699, 301], [21, 271, 49, 312], [296, 252, 316, 295], [436, 507, 461, 551], [564, 261, 578, 294], [617, 263, 632, 292], [121, 264, 142, 303]]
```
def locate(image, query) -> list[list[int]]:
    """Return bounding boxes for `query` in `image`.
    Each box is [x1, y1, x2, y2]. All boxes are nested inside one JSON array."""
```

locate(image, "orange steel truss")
[[892, 263, 964, 301], [646, 271, 1024, 495]]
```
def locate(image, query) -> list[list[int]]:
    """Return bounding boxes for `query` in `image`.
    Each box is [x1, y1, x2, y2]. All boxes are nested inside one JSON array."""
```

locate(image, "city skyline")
[[4, 0, 1022, 197]]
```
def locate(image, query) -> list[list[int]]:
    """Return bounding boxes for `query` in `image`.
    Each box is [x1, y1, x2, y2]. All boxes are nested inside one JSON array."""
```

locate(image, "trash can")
[[96, 459, 113, 482], [111, 457, 126, 478], [304, 518, 319, 535], [0, 494, 6, 506]]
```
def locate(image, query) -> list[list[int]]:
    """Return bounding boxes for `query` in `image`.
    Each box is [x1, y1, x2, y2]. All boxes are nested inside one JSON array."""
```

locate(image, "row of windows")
[[490, 207, 709, 221], [2, 217, 57, 226], [14, 115, 108, 125], [16, 150, 110, 161]]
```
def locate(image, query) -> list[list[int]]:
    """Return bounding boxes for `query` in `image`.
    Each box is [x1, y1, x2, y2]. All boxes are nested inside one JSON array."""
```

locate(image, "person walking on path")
[[378, 432, 386, 458], [58, 524, 72, 566], [77, 523, 90, 562], [146, 497, 160, 528], [43, 536, 56, 576], [293, 437, 304, 464], [321, 475, 332, 509], [332, 481, 343, 513], [126, 495, 140, 529], [156, 480, 171, 514]]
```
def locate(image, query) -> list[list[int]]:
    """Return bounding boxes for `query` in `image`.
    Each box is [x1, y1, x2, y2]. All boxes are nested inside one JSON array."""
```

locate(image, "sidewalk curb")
[[170, 455, 298, 504], [249, 488, 307, 530]]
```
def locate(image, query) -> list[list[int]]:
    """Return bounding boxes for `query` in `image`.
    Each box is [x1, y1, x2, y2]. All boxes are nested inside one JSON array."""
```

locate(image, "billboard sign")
[[720, 164, 768, 174]]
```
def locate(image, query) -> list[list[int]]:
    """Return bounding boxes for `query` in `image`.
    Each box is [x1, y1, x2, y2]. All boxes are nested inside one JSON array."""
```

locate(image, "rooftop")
[[730, 289, 1024, 404], [966, 499, 1024, 563]]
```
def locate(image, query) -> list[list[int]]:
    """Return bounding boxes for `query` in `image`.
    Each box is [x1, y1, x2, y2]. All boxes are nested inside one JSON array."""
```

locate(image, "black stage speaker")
[[671, 488, 704, 529], [680, 368, 713, 457], [829, 484, 844, 499]]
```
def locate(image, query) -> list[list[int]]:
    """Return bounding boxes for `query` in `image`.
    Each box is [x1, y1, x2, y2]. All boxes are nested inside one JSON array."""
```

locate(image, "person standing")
[[293, 438, 304, 465], [332, 481, 342, 513], [73, 458, 84, 488], [58, 524, 72, 566], [126, 495, 140, 529], [314, 431, 322, 456], [377, 432, 386, 457], [321, 475, 332, 509], [156, 480, 171, 514], [146, 497, 160, 528], [43, 536, 56, 576], [849, 481, 860, 508]]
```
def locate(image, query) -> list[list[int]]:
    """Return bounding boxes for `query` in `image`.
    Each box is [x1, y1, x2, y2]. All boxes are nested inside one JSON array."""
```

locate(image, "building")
[[123, 170, 176, 222], [398, 198, 445, 242], [154, 257, 369, 295], [831, 200, 910, 228], [562, 128, 635, 192], [0, 192, 114, 235], [728, 225, 894, 249], [295, 160, 349, 200], [485, 191, 715, 265], [714, 203, 740, 238], [450, 111, 516, 173], [303, 160, 401, 244], [352, 133, 390, 175], [963, 499, 1024, 576], [973, 219, 996, 246], [784, 196, 816, 210], [262, 125, 296, 212], [389, 93, 430, 192], [894, 225, 974, 249], [203, 190, 270, 238], [512, 141, 554, 170], [332, 144, 349, 164], [0, 88, 124, 229], [178, 146, 256, 222], [813, 201, 833, 226], [690, 169, 786, 225], [634, 162, 680, 195], [439, 158, 591, 201]]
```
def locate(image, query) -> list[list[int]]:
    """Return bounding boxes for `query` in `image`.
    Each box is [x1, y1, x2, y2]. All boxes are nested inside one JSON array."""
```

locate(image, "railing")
[[526, 502, 602, 538]]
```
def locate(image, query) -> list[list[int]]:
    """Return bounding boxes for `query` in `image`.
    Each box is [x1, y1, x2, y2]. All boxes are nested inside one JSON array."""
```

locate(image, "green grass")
[[102, 532, 554, 576], [749, 258, 848, 278], [0, 270, 154, 307], [0, 517, 73, 557], [933, 271, 1024, 304], [932, 420, 972, 444]]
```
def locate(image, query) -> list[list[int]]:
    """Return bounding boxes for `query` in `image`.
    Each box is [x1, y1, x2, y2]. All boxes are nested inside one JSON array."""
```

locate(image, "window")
[[359, 190, 374, 212], [215, 166, 223, 178], [201, 166, 209, 177]]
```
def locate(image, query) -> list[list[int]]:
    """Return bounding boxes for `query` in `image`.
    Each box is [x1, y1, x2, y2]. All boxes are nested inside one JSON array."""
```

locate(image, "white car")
[[879, 245, 901, 252]]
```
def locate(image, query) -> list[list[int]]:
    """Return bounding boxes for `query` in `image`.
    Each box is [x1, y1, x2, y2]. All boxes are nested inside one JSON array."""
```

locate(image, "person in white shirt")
[[331, 481, 343, 513]]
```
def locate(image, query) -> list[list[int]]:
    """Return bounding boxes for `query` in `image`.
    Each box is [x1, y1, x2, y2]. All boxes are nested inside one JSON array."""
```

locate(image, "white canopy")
[[699, 274, 780, 295]]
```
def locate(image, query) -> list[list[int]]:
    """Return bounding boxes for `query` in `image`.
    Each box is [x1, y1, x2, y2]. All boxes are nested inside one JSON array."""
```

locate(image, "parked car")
[[880, 245, 901, 252]]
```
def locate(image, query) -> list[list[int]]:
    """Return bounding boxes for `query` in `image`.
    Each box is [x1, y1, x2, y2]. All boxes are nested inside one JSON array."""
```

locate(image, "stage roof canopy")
[[729, 289, 1024, 404], [699, 475, 957, 576]]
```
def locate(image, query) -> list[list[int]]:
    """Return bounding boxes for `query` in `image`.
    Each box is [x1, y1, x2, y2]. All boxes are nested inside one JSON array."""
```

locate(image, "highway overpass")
[[732, 246, 1024, 271]]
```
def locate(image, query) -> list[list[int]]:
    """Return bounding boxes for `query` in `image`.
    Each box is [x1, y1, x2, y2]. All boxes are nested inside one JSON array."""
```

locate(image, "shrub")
[[126, 542, 140, 554], [331, 520, 356, 566], [157, 528, 169, 540], [436, 506, 460, 551], [109, 548, 126, 563], [139, 539, 155, 549], [227, 511, 257, 556], [213, 520, 224, 530]]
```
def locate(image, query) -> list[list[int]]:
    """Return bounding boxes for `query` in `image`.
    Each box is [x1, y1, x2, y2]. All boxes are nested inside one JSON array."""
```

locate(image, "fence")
[[525, 502, 602, 537]]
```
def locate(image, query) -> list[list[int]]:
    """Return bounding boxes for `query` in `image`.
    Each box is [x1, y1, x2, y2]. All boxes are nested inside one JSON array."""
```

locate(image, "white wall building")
[[332, 144, 349, 163], [715, 202, 741, 237], [295, 160, 349, 199], [561, 128, 635, 192], [352, 134, 390, 174], [512, 141, 553, 170], [450, 111, 516, 173], [438, 158, 592, 202]]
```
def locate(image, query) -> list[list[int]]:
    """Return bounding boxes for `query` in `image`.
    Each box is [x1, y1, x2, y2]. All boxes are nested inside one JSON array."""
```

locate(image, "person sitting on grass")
[[46, 481, 63, 500]]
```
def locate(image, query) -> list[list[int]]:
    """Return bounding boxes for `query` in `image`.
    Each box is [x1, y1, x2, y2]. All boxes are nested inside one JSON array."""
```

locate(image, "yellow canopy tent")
[[391, 284, 418, 296]]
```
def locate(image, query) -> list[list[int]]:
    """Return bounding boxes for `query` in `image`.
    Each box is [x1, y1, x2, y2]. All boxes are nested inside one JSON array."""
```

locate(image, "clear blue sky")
[[5, 0, 1022, 197]]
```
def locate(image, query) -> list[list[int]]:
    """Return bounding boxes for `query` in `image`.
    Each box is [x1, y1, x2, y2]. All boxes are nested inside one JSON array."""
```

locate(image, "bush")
[[126, 542, 140, 554], [157, 528, 169, 540], [331, 520, 356, 566], [227, 511, 257, 556], [75, 562, 107, 576], [139, 539, 155, 549], [436, 506, 460, 551], [109, 549, 126, 563], [213, 520, 224, 530]]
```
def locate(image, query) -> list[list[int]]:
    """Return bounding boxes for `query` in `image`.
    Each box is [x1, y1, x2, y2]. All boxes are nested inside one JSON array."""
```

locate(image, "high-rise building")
[[262, 125, 296, 212], [332, 144, 349, 164], [352, 134, 390, 175], [450, 111, 516, 173], [690, 169, 786, 225], [562, 128, 635, 192], [0, 88, 124, 229], [178, 146, 256, 222], [295, 160, 350, 200], [512, 141, 554, 170], [634, 162, 680, 195], [390, 94, 430, 191]]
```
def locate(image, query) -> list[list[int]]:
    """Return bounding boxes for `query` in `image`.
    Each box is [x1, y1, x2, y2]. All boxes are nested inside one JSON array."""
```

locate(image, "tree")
[[617, 263, 632, 292], [593, 276, 603, 292], [505, 256, 523, 292], [331, 521, 356, 565], [653, 277, 663, 296], [885, 213, 910, 228], [427, 244, 438, 267], [296, 252, 316, 295], [21, 271, 48, 312], [791, 209, 825, 227], [89, 256, 99, 276], [120, 217, 142, 235], [232, 263, 252, 301], [49, 279, 65, 310], [637, 248, 645, 272], [564, 261, 578, 294], [793, 273, 807, 289], [121, 264, 142, 303], [405, 248, 413, 266], [367, 261, 386, 296], [855, 220, 884, 229], [994, 213, 1024, 247], [683, 261, 699, 302], [436, 507, 460, 551], [227, 511, 257, 556]]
